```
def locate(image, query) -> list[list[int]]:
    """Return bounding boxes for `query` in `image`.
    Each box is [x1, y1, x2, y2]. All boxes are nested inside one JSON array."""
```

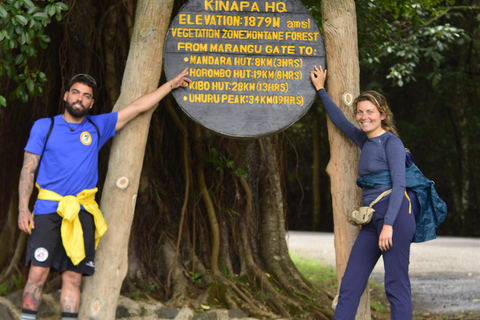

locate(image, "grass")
[[290, 252, 338, 289]]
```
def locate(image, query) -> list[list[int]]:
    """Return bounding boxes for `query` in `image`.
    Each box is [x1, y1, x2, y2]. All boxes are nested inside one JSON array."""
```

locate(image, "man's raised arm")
[[115, 68, 191, 131]]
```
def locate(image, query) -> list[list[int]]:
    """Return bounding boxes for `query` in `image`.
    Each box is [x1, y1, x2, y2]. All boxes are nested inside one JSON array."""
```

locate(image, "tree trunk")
[[103, 7, 121, 109], [0, 190, 18, 270], [312, 109, 321, 230], [79, 0, 174, 318], [321, 1, 371, 318]]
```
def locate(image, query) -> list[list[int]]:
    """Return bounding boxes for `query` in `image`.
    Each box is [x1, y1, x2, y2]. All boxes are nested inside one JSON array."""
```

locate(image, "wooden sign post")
[[164, 0, 325, 138]]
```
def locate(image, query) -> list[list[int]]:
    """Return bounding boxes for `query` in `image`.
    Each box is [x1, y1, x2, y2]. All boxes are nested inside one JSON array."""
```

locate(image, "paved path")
[[286, 231, 480, 314]]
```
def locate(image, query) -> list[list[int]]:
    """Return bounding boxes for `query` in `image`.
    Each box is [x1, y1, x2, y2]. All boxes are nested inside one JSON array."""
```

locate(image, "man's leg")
[[59, 211, 94, 319], [22, 266, 50, 319], [60, 270, 82, 319]]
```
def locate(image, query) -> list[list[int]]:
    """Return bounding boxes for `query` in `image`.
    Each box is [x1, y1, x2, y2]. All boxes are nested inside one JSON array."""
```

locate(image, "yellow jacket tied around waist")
[[36, 183, 108, 265]]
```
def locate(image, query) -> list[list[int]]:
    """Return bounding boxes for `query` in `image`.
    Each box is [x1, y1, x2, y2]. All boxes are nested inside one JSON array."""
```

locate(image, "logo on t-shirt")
[[80, 131, 92, 145], [34, 247, 49, 262]]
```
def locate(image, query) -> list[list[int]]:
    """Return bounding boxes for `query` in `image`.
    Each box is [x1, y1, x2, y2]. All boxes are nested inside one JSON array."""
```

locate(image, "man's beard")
[[65, 100, 90, 118]]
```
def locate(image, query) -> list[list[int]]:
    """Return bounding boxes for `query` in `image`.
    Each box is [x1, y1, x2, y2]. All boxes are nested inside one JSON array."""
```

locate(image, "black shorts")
[[26, 210, 96, 276]]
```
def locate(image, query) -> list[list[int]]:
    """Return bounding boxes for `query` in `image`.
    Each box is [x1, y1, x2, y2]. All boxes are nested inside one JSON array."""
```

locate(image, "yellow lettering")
[[190, 68, 232, 78], [265, 2, 275, 12], [286, 19, 311, 29], [218, 1, 228, 11], [205, 0, 214, 10], [179, 14, 187, 24], [285, 31, 319, 41], [203, 0, 264, 12], [189, 55, 232, 65], [240, 1, 249, 11], [230, 1, 239, 11], [265, 45, 280, 54], [209, 15, 217, 25], [280, 45, 295, 54], [177, 42, 208, 52], [188, 94, 220, 103], [277, 2, 287, 12], [265, 2, 287, 12]]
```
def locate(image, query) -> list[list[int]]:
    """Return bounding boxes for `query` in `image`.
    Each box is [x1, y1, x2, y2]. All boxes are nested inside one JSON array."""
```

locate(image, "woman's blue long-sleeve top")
[[318, 89, 406, 226]]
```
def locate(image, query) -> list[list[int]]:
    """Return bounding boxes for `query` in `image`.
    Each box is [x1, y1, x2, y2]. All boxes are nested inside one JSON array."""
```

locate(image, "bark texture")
[[321, 1, 371, 318], [79, 0, 174, 318], [312, 109, 322, 230]]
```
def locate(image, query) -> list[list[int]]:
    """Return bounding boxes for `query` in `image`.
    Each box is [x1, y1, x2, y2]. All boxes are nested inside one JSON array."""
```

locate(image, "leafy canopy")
[[0, 0, 68, 107], [302, 0, 477, 87], [356, 0, 475, 87]]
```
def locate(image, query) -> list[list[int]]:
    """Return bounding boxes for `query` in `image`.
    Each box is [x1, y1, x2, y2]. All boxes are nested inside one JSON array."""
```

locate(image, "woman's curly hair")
[[353, 90, 399, 137]]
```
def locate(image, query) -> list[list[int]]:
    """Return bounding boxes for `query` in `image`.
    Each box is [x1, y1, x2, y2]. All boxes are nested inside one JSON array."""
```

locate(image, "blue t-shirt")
[[25, 113, 118, 215], [317, 89, 406, 225]]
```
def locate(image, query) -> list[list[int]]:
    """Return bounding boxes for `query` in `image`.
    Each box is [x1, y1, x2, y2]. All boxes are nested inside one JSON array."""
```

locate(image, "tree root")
[[166, 123, 190, 295], [0, 232, 27, 283], [161, 239, 190, 304], [210, 274, 281, 319], [0, 191, 19, 271]]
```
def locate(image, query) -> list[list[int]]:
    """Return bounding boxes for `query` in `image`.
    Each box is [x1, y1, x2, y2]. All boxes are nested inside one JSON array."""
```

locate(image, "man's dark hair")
[[67, 74, 97, 97]]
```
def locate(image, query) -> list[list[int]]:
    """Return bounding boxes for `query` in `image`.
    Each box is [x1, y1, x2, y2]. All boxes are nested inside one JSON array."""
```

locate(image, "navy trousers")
[[334, 195, 416, 320]]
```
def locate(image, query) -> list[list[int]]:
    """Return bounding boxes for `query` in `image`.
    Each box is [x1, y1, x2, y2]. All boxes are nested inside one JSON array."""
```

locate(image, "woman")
[[310, 65, 416, 320]]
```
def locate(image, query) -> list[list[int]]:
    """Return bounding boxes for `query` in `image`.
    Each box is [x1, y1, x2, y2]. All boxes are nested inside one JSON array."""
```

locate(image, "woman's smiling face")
[[355, 100, 386, 138]]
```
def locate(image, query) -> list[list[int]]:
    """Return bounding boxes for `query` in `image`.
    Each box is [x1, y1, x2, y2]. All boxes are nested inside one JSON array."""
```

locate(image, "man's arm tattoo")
[[18, 152, 40, 217]]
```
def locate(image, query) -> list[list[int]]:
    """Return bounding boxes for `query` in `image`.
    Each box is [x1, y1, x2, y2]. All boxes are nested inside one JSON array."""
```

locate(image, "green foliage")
[[0, 0, 68, 106], [370, 300, 387, 313], [202, 147, 247, 178], [301, 0, 321, 32], [301, 0, 472, 87], [129, 277, 156, 299], [357, 0, 472, 87], [0, 271, 25, 296], [189, 271, 203, 285], [356, 0, 472, 87], [0, 282, 6, 296]]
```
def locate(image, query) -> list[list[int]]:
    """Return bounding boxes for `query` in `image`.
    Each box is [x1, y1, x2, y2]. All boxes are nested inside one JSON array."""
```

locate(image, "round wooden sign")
[[164, 0, 325, 138]]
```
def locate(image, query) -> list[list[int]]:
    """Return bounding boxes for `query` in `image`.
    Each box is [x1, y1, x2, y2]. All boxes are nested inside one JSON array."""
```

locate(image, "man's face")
[[63, 82, 95, 118]]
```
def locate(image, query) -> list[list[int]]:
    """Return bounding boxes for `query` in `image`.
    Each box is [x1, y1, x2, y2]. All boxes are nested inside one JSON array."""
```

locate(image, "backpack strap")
[[87, 117, 100, 145], [369, 189, 392, 207], [42, 116, 55, 157]]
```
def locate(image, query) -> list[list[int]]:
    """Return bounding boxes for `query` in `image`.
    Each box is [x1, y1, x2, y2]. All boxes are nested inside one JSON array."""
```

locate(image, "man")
[[17, 68, 191, 320]]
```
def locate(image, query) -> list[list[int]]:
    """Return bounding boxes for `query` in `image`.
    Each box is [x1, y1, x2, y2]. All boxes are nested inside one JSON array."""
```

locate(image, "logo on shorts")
[[86, 261, 95, 268], [34, 247, 49, 262], [80, 131, 92, 145]]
